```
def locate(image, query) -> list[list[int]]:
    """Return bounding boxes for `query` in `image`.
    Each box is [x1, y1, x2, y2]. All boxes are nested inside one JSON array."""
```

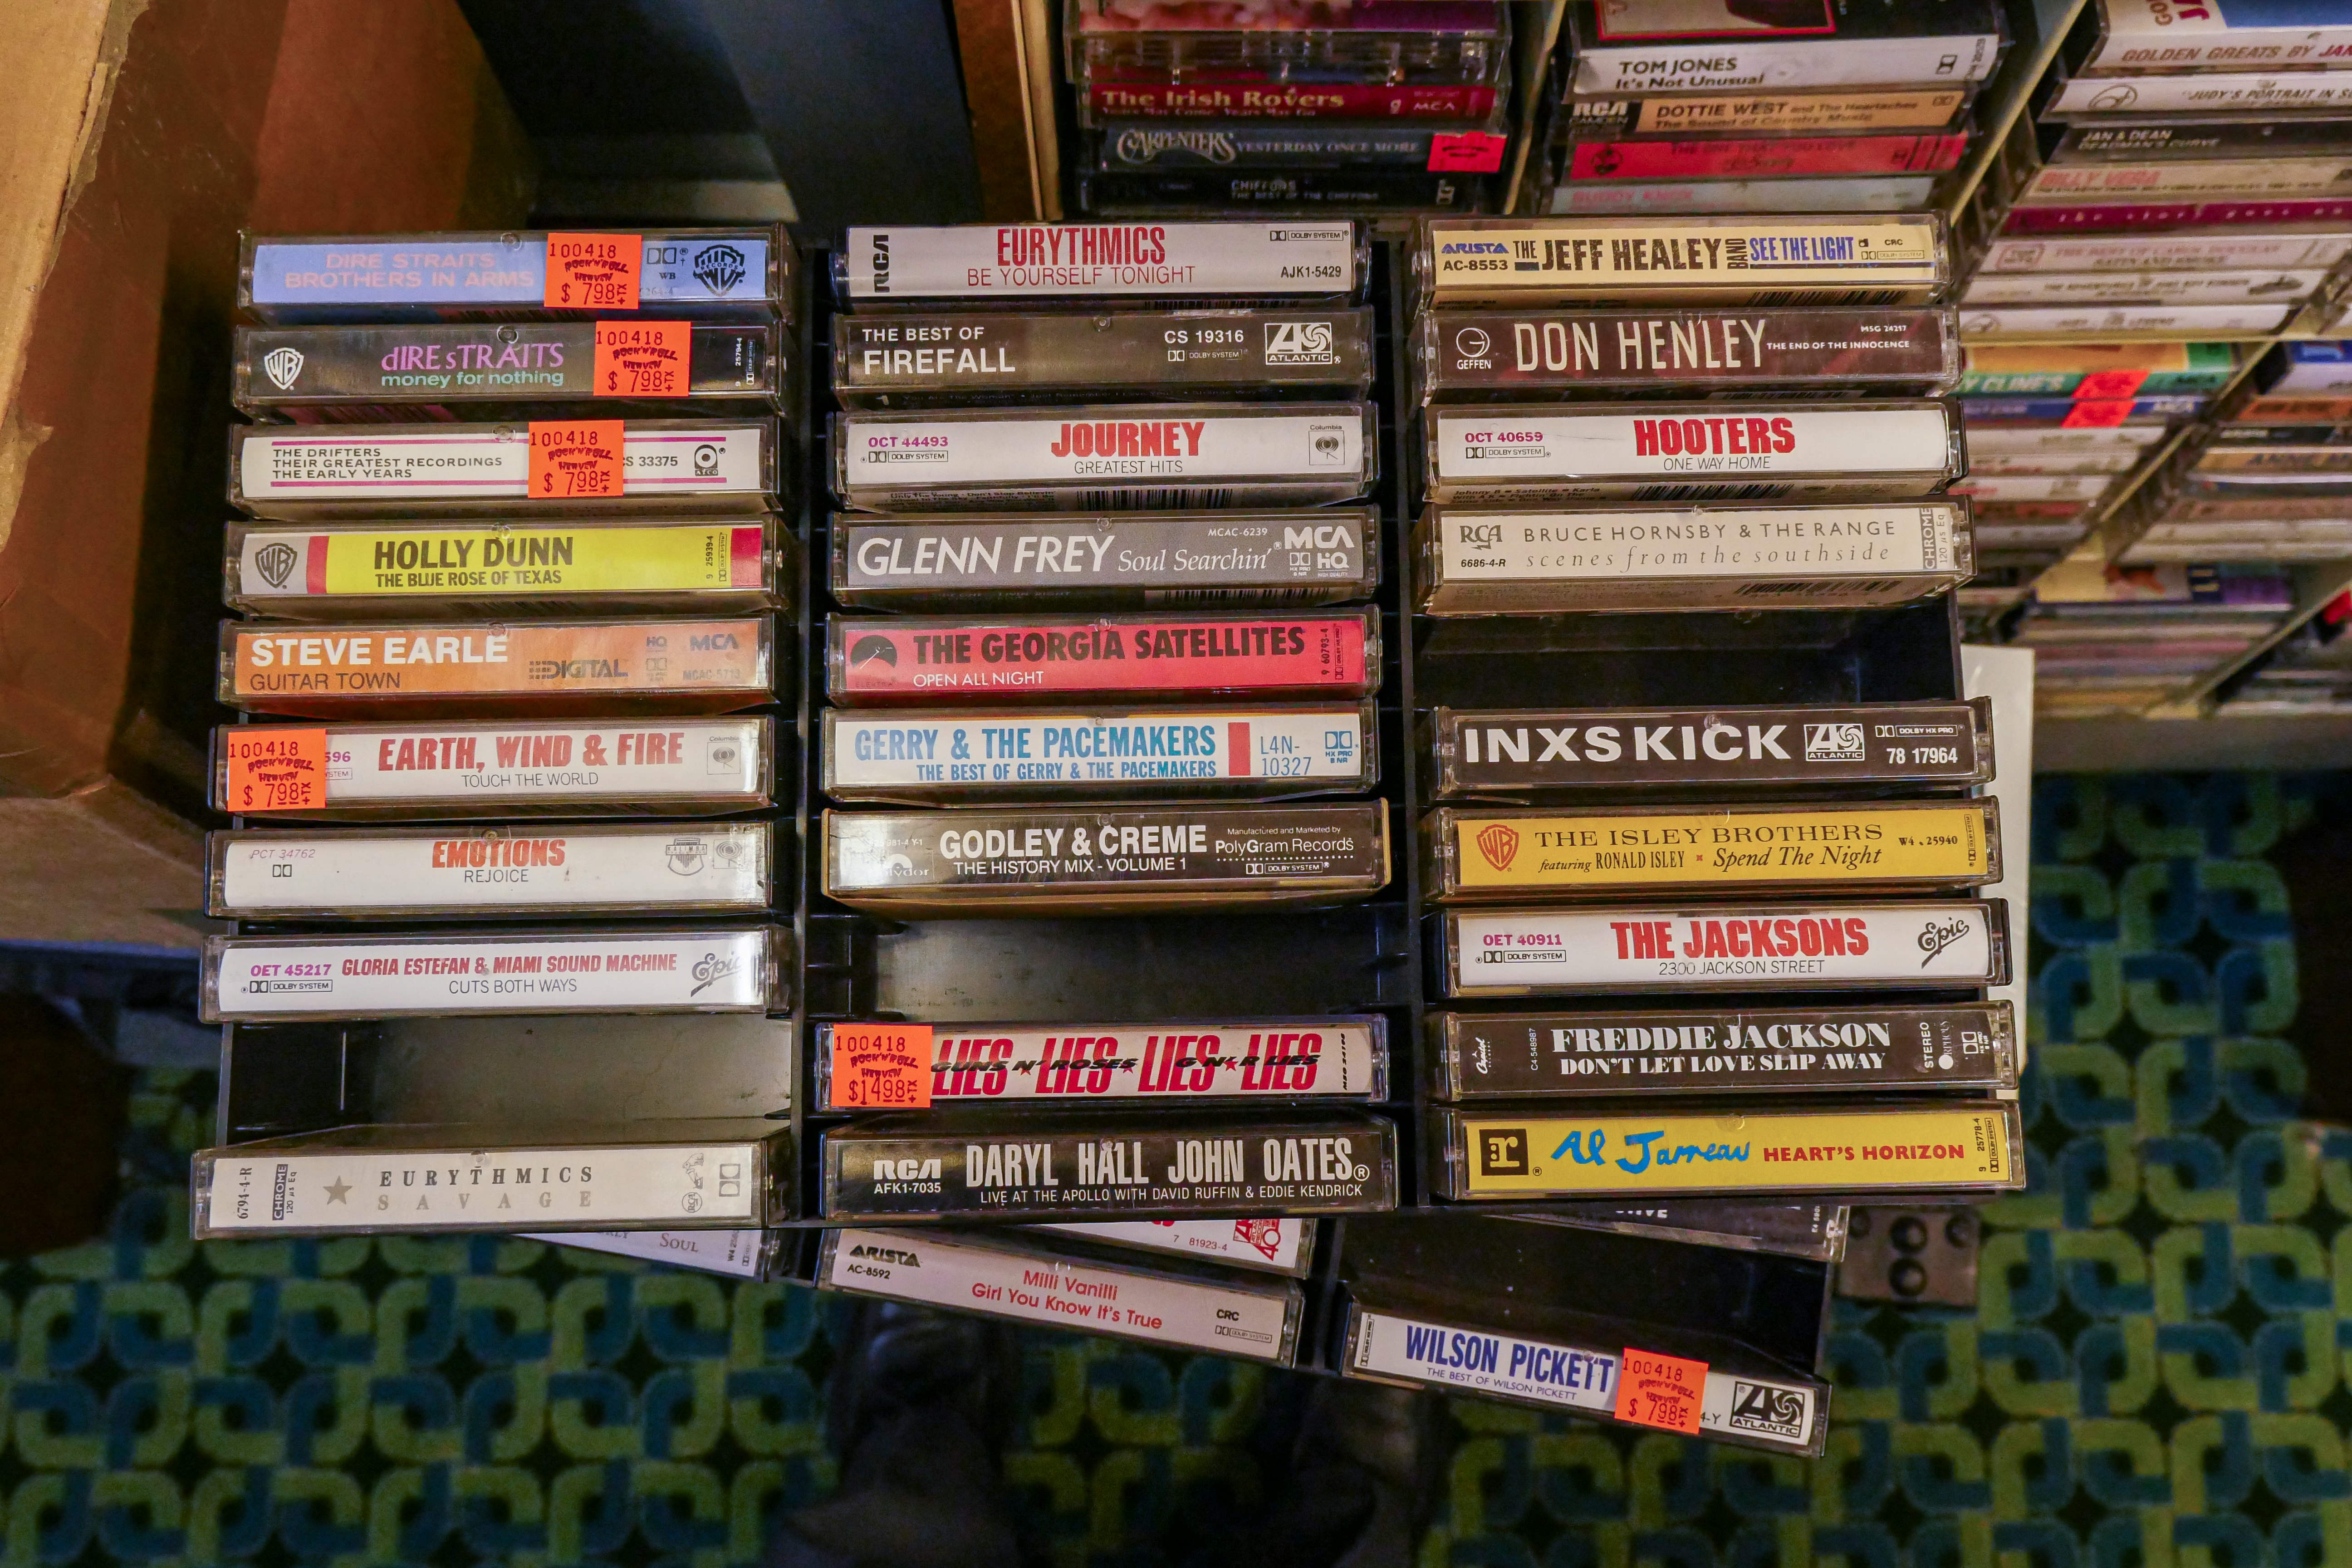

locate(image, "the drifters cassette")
[[223, 518, 785, 618], [1432, 1102, 2025, 1200], [1431, 1002, 2019, 1099], [1441, 899, 2011, 996], [218, 617, 774, 718], [818, 1228, 1304, 1362], [1566, 0, 2004, 95], [206, 823, 772, 920], [830, 510, 1379, 610], [1428, 700, 1994, 797], [832, 309, 1375, 405], [818, 1110, 1399, 1220], [1415, 215, 1949, 309], [836, 222, 1367, 306], [1031, 1217, 1317, 1275], [230, 420, 779, 518], [211, 716, 772, 820], [1415, 499, 1972, 613], [821, 701, 1376, 804], [200, 925, 789, 1022], [1424, 800, 2000, 901], [822, 802, 1388, 915], [1412, 307, 1958, 402], [825, 609, 1377, 705], [1567, 87, 1972, 139], [832, 403, 1376, 512], [1421, 401, 1963, 505], [816, 1016, 1387, 1109]]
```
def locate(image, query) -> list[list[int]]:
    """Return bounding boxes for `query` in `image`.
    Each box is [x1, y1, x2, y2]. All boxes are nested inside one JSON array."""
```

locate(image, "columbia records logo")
[[1804, 723, 1864, 762], [665, 838, 708, 876], [707, 736, 742, 773], [1477, 1127, 1529, 1176], [709, 836, 745, 870], [1265, 320, 1337, 366], [254, 541, 300, 589], [1308, 424, 1345, 466], [1474, 823, 1519, 870], [1453, 326, 1491, 361], [693, 443, 721, 477], [1727, 1381, 1808, 1440], [2088, 84, 2139, 111], [848, 634, 899, 668], [262, 347, 304, 390], [692, 243, 747, 294]]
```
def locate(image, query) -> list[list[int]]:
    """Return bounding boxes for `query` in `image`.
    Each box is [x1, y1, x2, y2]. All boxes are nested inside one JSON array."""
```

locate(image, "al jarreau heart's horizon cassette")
[[834, 221, 1369, 307], [815, 1015, 1387, 1109], [818, 1108, 1399, 1221], [832, 403, 1377, 512]]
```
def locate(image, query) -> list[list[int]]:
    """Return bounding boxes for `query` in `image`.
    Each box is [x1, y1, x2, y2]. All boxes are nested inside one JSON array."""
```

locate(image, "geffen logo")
[[254, 541, 300, 589], [1453, 325, 1491, 360], [1474, 823, 1519, 870], [263, 347, 305, 390], [692, 243, 747, 294]]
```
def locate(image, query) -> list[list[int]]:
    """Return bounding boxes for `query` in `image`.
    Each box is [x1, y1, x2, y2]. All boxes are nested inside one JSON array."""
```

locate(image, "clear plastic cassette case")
[[1415, 214, 1951, 309]]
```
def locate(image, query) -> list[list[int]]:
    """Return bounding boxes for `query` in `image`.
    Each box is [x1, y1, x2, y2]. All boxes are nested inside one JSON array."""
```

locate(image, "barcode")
[[1630, 481, 1793, 502], [1748, 289, 1914, 307], [1077, 487, 1238, 508], [1146, 586, 1329, 607], [1737, 579, 1906, 596]]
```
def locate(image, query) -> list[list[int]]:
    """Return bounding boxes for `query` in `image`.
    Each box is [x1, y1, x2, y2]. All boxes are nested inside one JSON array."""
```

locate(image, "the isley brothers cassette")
[[819, 1109, 1398, 1221], [1415, 214, 1950, 309], [823, 802, 1388, 915], [1423, 799, 2001, 902], [1432, 1002, 2019, 1099], [835, 222, 1369, 307]]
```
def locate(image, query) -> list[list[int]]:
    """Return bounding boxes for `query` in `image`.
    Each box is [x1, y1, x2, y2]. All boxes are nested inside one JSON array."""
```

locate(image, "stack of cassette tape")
[[191, 228, 799, 1270], [2216, 589, 2352, 712], [1066, 0, 1513, 216], [2009, 559, 2295, 715], [1540, 0, 2005, 218]]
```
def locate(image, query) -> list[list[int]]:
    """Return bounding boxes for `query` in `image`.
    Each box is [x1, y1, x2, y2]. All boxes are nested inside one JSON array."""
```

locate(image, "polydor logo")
[[1475, 823, 1519, 870]]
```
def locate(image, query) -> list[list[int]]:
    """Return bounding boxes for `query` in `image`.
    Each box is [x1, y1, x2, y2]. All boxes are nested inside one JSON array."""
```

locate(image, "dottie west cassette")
[[1414, 214, 1950, 309], [1566, 88, 1972, 140], [823, 802, 1388, 915], [819, 1109, 1399, 1220], [824, 609, 1377, 705]]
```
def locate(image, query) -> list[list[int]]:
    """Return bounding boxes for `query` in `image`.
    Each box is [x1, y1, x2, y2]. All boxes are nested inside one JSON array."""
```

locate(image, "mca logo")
[[262, 347, 304, 390], [1475, 823, 1519, 870], [692, 243, 747, 294], [1264, 320, 1337, 366], [254, 541, 300, 589], [689, 633, 740, 651]]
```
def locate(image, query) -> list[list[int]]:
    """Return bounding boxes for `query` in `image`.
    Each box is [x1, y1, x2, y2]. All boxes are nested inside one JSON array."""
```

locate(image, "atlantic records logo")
[[665, 838, 708, 876], [262, 347, 304, 390], [848, 634, 899, 668], [1727, 1381, 1808, 1440], [253, 541, 300, 589], [1804, 723, 1864, 762], [1264, 320, 1337, 366], [692, 243, 747, 294], [1474, 823, 1519, 870], [1477, 1127, 1529, 1176]]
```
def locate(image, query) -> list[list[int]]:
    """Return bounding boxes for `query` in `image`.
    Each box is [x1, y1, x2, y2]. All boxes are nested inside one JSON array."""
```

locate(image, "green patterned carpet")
[[3, 773, 2347, 1566]]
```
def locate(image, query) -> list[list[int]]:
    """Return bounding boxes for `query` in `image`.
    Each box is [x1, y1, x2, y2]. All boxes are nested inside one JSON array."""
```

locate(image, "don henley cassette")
[[835, 222, 1368, 306], [1415, 215, 1950, 308]]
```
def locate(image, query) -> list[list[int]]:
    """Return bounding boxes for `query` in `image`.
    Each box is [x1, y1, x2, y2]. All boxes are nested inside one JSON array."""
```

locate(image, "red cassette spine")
[[1568, 134, 1967, 181], [1087, 82, 1500, 121], [830, 612, 1377, 705], [2000, 199, 2352, 236]]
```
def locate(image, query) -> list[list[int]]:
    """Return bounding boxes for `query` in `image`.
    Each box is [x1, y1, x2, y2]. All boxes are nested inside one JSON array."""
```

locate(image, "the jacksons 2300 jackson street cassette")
[[836, 222, 1367, 305], [1432, 1002, 2018, 1098], [823, 802, 1388, 914], [820, 1110, 1398, 1220], [1416, 215, 1950, 308]]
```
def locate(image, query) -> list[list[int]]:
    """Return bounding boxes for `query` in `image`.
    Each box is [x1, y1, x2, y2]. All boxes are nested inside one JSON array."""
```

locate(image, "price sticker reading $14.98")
[[828, 1023, 934, 1110], [223, 728, 328, 812]]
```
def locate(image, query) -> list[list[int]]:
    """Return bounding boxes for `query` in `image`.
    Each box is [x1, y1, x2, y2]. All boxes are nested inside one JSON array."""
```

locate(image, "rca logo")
[[871, 1157, 940, 1181], [1474, 823, 1519, 870]]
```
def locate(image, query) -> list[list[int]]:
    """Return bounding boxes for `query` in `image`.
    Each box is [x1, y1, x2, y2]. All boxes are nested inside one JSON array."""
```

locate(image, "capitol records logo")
[[1474, 823, 1519, 870], [1804, 723, 1864, 763], [665, 838, 708, 876], [1265, 320, 1337, 366], [262, 347, 305, 390], [691, 948, 743, 996], [254, 541, 300, 589], [692, 243, 747, 294], [1727, 1381, 1808, 1440], [848, 634, 899, 668], [1116, 127, 1234, 166], [1233, 1218, 1283, 1259]]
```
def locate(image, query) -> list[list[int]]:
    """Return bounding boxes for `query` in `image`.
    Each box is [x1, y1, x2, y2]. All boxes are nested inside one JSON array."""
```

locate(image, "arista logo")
[[1441, 242, 1508, 255], [1475, 823, 1519, 870]]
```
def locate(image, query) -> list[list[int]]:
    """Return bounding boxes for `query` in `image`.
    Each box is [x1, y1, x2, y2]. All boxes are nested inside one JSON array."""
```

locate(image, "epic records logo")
[[1727, 1381, 1808, 1440], [692, 243, 746, 294], [254, 541, 300, 589], [263, 347, 304, 390], [1264, 320, 1337, 365], [1474, 823, 1519, 870], [1804, 723, 1864, 762], [1477, 1127, 1529, 1176]]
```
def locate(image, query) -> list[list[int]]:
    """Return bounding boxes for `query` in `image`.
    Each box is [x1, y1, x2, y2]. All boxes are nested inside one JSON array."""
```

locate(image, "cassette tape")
[[822, 700, 1377, 803], [835, 221, 1368, 306], [2020, 157, 2352, 206], [818, 1109, 1399, 1220], [2249, 341, 2352, 398], [832, 403, 1376, 512], [1523, 1200, 1847, 1261], [206, 822, 772, 919], [1567, 87, 1972, 139], [231, 321, 785, 419], [1959, 395, 2199, 426], [1974, 231, 2352, 274], [1029, 1216, 1317, 1274], [1073, 168, 1494, 215], [1416, 214, 1950, 309], [1544, 175, 1940, 217], [1959, 270, 2328, 309], [1068, 0, 1508, 87], [825, 609, 1377, 705], [2070, 0, 2352, 75], [224, 517, 788, 618], [1560, 133, 1968, 183], [1078, 79, 1502, 125], [822, 801, 1388, 915], [1953, 474, 2115, 505], [829, 510, 1379, 610], [2044, 69, 2352, 119], [1412, 307, 1959, 403], [1956, 342, 2240, 397], [1565, 0, 2003, 96], [238, 227, 793, 323], [1431, 1001, 2019, 1099], [1427, 699, 1994, 797], [1432, 1101, 2026, 1200], [1962, 425, 2167, 457], [1999, 198, 2352, 236], [1441, 899, 2011, 996], [818, 1226, 1304, 1362], [1421, 400, 1964, 505], [1958, 303, 2293, 339], [218, 616, 775, 718], [211, 716, 772, 820], [192, 1124, 794, 1237], [1093, 122, 1492, 171], [1413, 499, 1973, 614], [2049, 122, 2352, 165], [530, 1230, 782, 1279], [816, 1016, 1386, 1109]]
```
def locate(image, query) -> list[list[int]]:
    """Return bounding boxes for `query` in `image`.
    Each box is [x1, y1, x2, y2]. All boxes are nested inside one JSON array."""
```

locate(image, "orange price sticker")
[[544, 233, 642, 310], [593, 321, 691, 397], [528, 420, 625, 500], [1429, 131, 1508, 173], [828, 1023, 935, 1109], [2061, 399, 2132, 429], [1614, 1347, 1708, 1436], [223, 727, 328, 813], [2075, 368, 2151, 401]]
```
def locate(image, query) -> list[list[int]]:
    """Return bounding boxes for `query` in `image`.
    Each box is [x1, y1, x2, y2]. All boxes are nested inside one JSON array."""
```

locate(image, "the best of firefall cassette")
[[1421, 401, 1963, 505], [1415, 499, 1972, 614], [1412, 307, 1959, 402], [1428, 700, 1993, 797], [209, 716, 773, 819], [1566, 0, 2004, 96], [1441, 899, 2011, 996], [819, 1110, 1399, 1221], [530, 1230, 779, 1279], [832, 403, 1376, 512], [2071, 0, 2352, 75], [817, 1016, 1386, 1109], [1431, 1002, 2019, 1099], [832, 309, 1375, 405], [192, 1126, 794, 1237], [201, 926, 789, 1022], [818, 1227, 1304, 1362], [218, 616, 774, 718], [825, 609, 1377, 705], [829, 510, 1379, 610], [231, 321, 784, 416], [206, 822, 772, 919], [223, 517, 786, 617], [822, 701, 1377, 803], [1424, 800, 2000, 901], [1567, 88, 1972, 140], [237, 228, 794, 322], [823, 802, 1388, 915], [1432, 1101, 2025, 1200], [835, 222, 1368, 305], [1415, 215, 1950, 309], [1032, 1217, 1315, 1275]]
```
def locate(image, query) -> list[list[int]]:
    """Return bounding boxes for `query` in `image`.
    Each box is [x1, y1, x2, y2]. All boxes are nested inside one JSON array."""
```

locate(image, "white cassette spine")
[[319, 720, 766, 807], [200, 1143, 764, 1233], [216, 826, 767, 913], [1431, 409, 1952, 488], [1435, 505, 1957, 582], [207, 930, 774, 1018], [2050, 73, 2352, 116], [1448, 905, 1999, 992], [236, 427, 766, 502], [842, 223, 1359, 299], [841, 413, 1363, 488], [1032, 1218, 1309, 1272], [1570, 36, 1999, 94], [1975, 234, 2352, 273], [528, 1230, 770, 1277]]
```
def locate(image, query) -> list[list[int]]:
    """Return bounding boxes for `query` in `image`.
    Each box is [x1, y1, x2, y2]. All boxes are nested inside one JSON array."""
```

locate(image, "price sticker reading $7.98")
[[223, 728, 328, 812], [1614, 1348, 1707, 1436]]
